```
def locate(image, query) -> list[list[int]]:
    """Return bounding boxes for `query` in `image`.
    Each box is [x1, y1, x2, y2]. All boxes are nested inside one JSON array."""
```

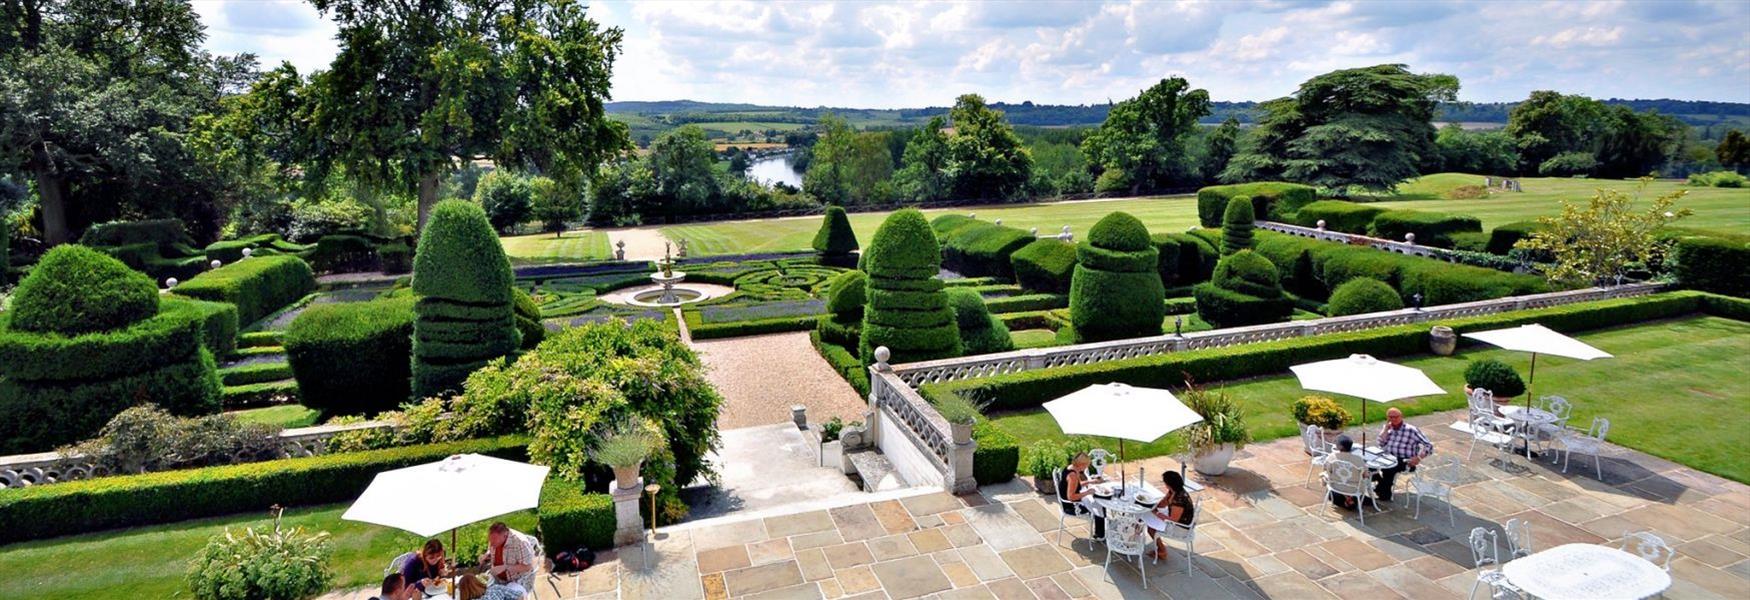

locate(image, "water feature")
[[745, 152, 803, 189]]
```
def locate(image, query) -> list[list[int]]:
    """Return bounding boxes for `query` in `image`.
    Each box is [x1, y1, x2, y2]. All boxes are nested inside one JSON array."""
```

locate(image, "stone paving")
[[513, 409, 1749, 600]]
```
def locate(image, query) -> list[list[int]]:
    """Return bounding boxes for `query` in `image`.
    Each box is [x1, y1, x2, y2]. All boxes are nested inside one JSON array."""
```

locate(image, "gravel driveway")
[[692, 331, 868, 430]]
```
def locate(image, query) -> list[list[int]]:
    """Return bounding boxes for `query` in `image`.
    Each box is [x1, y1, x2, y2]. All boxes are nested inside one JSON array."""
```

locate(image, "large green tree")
[[893, 117, 953, 202], [805, 115, 893, 206], [1435, 123, 1516, 175], [1505, 91, 1607, 175], [1200, 117, 1241, 183], [305, 0, 629, 232], [1222, 64, 1457, 193], [1081, 77, 1211, 194], [646, 125, 720, 216], [947, 94, 1032, 200], [1717, 130, 1750, 169]]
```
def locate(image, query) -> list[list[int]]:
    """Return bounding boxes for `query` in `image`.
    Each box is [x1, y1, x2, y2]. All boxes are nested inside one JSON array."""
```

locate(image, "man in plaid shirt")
[[1375, 407, 1434, 501]]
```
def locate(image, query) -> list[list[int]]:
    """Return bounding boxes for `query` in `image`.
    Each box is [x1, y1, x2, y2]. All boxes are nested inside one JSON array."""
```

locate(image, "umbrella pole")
[[450, 528, 458, 596], [1119, 438, 1126, 492], [1359, 398, 1367, 449], [1527, 352, 1538, 410]]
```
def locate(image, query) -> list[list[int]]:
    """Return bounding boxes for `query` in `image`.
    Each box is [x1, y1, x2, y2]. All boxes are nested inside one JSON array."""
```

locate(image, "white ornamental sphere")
[[165, 277, 179, 288], [874, 346, 891, 364], [210, 259, 222, 269], [241, 248, 253, 258]]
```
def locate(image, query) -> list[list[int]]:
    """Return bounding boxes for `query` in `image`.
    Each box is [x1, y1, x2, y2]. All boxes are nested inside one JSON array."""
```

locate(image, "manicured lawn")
[[500, 230, 612, 264], [1, 503, 538, 599], [230, 404, 324, 428], [989, 315, 1750, 483], [1361, 173, 1750, 233], [1011, 329, 1058, 349]]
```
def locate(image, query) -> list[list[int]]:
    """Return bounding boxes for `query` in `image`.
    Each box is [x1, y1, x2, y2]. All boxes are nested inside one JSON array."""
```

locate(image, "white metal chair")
[[1302, 424, 1335, 488], [1554, 417, 1610, 480], [1409, 455, 1461, 526], [1103, 504, 1155, 589], [1323, 459, 1379, 526], [1053, 468, 1099, 549], [1531, 396, 1572, 455], [1621, 530, 1675, 571], [1469, 388, 1514, 433], [1504, 518, 1533, 559], [1148, 498, 1200, 575], [1466, 414, 1514, 461], [1467, 527, 1523, 600]]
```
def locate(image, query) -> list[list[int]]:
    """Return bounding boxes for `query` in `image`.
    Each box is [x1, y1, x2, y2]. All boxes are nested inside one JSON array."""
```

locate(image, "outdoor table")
[[1501, 405, 1557, 458], [1088, 481, 1164, 512], [1353, 447, 1399, 471], [1501, 543, 1671, 599]]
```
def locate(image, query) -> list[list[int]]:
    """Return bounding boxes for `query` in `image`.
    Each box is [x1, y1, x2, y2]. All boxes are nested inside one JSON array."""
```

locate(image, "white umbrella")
[[1291, 354, 1446, 447], [1043, 383, 1204, 489], [1463, 323, 1611, 409], [345, 452, 550, 589]]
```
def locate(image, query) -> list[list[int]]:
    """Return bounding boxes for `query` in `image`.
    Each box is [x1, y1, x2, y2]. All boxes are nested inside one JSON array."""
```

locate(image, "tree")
[[646, 125, 720, 217], [1081, 77, 1212, 194], [859, 209, 961, 364], [1506, 91, 1606, 175], [1069, 212, 1163, 342], [805, 115, 892, 205], [948, 94, 1033, 200], [305, 0, 629, 233], [893, 117, 953, 202], [474, 170, 533, 233], [1517, 179, 1691, 289], [1435, 124, 1516, 175], [1594, 106, 1684, 178], [1221, 197, 1255, 255], [585, 158, 652, 227], [727, 149, 750, 175], [1201, 117, 1241, 183], [528, 176, 578, 237], [1222, 65, 1456, 193], [1717, 130, 1750, 169], [410, 200, 519, 398]]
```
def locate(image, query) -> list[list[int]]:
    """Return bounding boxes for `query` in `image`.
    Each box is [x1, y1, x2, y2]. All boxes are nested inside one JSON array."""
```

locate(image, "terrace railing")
[[867, 352, 977, 494], [1254, 221, 1460, 262], [0, 419, 387, 489]]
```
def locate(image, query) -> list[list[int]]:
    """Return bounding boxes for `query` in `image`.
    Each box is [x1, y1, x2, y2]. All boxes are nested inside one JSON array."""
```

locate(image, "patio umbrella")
[[1463, 323, 1612, 410], [344, 453, 550, 585], [1043, 383, 1204, 490], [1290, 354, 1446, 448]]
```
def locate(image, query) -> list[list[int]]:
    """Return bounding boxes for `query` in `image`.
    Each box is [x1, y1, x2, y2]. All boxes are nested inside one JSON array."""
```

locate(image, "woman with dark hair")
[[1147, 471, 1196, 560], [401, 538, 448, 594]]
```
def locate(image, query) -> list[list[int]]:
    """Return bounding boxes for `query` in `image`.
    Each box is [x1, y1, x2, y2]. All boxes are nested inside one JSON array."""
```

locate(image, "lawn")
[[988, 315, 1750, 484], [230, 404, 324, 428], [1, 503, 538, 599], [500, 230, 613, 264], [1360, 173, 1750, 233]]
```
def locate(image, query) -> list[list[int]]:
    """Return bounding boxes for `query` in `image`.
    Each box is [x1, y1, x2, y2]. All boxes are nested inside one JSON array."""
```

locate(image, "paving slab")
[[869, 555, 953, 599]]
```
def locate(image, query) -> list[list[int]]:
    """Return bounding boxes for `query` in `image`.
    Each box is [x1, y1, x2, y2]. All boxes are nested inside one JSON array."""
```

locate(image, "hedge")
[[934, 216, 1034, 279], [220, 362, 294, 386], [80, 219, 195, 248], [537, 480, 616, 551], [813, 206, 859, 262], [284, 297, 416, 413], [811, 330, 870, 397], [1326, 277, 1404, 316], [825, 270, 868, 317], [922, 291, 1723, 413], [947, 289, 1014, 355], [1070, 213, 1163, 342], [1674, 235, 1749, 297], [1367, 210, 1483, 248], [1293, 200, 1386, 233], [304, 234, 379, 273], [513, 288, 545, 350], [205, 233, 312, 263], [687, 312, 819, 339], [1250, 229, 1546, 304], [1487, 221, 1548, 255], [222, 380, 300, 409], [173, 255, 317, 326], [861, 209, 961, 363], [1196, 182, 1317, 227], [166, 296, 240, 357], [973, 421, 1019, 485], [378, 242, 413, 274], [0, 343, 220, 454], [411, 200, 519, 397], [982, 293, 1068, 314], [0, 436, 529, 544], [1011, 239, 1077, 293], [10, 245, 160, 336]]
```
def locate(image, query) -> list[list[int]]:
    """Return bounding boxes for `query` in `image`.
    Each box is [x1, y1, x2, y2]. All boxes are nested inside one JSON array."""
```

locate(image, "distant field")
[[1363, 173, 1750, 232], [500, 230, 612, 264], [693, 121, 806, 132]]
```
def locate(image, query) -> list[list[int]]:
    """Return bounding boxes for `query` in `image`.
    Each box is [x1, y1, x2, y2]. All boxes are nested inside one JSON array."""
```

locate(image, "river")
[[745, 153, 804, 189]]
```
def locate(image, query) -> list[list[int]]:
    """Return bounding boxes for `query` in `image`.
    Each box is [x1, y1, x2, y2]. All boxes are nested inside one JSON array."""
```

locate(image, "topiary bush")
[[1148, 234, 1184, 286], [819, 270, 867, 347], [284, 297, 417, 414], [1196, 182, 1316, 227], [936, 217, 1034, 279], [1222, 196, 1256, 256], [513, 288, 545, 350], [1293, 200, 1386, 233], [860, 209, 962, 363], [1367, 210, 1483, 248], [1010, 238, 1077, 293], [1193, 250, 1291, 328], [9, 245, 160, 336], [411, 200, 520, 398], [80, 219, 196, 248], [947, 288, 1014, 355], [1326, 277, 1404, 316], [1464, 358, 1525, 398], [1673, 235, 1749, 297], [166, 296, 241, 357], [812, 206, 859, 266], [173, 255, 317, 326], [1070, 212, 1164, 342]]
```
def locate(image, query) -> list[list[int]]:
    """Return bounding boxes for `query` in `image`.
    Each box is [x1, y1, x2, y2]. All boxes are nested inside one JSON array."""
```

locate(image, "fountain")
[[648, 243, 691, 305], [595, 243, 732, 307]]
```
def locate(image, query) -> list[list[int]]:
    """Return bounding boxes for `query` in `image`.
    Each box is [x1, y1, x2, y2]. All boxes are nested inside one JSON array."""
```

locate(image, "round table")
[[1353, 447, 1399, 471], [1501, 405, 1557, 458], [1501, 543, 1671, 600], [1087, 482, 1163, 511]]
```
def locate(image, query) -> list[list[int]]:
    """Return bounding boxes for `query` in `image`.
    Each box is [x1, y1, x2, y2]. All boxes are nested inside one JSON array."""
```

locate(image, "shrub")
[[377, 242, 413, 274], [973, 421, 1018, 485], [205, 233, 311, 264], [62, 404, 281, 475], [80, 219, 195, 248], [411, 200, 519, 397], [1464, 358, 1525, 398], [1196, 182, 1316, 226], [1450, 231, 1489, 253], [1294, 200, 1385, 233], [812, 206, 859, 262], [825, 270, 868, 317], [861, 209, 962, 363], [1194, 250, 1292, 328], [1221, 196, 1256, 255], [1326, 277, 1403, 316], [1367, 210, 1483, 248], [1183, 385, 1249, 451], [1686, 170, 1747, 188], [982, 293, 1067, 313], [1022, 439, 1070, 485], [165, 296, 240, 358], [1011, 239, 1077, 293], [537, 480, 616, 551], [1251, 229, 1546, 304], [1487, 221, 1547, 255], [1291, 396, 1350, 430], [302, 234, 378, 273], [186, 523, 333, 600], [513, 288, 545, 350], [811, 331, 871, 397], [1398, 260, 1546, 305], [947, 289, 1014, 355], [1165, 233, 1217, 285], [1070, 212, 1163, 342], [1673, 235, 1749, 297], [938, 219, 1034, 279], [9, 245, 159, 336], [284, 297, 416, 414], [476, 170, 534, 232], [1148, 234, 1185, 286], [174, 255, 317, 326]]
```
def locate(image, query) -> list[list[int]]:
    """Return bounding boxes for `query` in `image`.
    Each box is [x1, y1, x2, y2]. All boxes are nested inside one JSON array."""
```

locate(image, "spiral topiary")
[[1221, 196, 1255, 256], [812, 206, 859, 267], [410, 200, 520, 398], [1193, 249, 1292, 328], [1069, 212, 1163, 342], [859, 209, 962, 363], [1325, 277, 1404, 316]]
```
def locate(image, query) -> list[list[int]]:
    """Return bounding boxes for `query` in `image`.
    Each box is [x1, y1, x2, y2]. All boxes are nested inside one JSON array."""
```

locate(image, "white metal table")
[[1501, 543, 1671, 600], [1501, 405, 1557, 458]]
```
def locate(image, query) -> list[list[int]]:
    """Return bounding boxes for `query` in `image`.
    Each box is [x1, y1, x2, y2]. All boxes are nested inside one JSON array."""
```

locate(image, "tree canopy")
[[947, 94, 1033, 200], [1081, 77, 1211, 194]]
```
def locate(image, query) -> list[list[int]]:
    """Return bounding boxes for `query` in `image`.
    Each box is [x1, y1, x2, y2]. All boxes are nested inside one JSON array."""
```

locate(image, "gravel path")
[[692, 331, 867, 430]]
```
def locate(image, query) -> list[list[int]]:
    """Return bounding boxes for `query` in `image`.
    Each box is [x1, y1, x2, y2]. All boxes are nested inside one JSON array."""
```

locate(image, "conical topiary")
[[411, 200, 520, 398], [813, 206, 859, 255], [1069, 212, 1164, 342], [859, 208, 961, 364], [1221, 196, 1255, 256]]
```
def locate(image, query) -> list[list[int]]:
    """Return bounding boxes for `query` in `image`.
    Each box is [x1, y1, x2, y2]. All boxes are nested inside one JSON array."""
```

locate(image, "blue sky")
[[192, 0, 1750, 107]]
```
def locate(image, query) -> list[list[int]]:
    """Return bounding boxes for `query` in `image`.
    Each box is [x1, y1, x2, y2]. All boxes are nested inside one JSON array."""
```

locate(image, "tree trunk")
[[416, 171, 441, 233], [33, 165, 68, 247]]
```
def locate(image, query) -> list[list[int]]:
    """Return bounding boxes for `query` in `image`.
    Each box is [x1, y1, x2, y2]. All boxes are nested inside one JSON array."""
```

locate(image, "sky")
[[191, 0, 1750, 108]]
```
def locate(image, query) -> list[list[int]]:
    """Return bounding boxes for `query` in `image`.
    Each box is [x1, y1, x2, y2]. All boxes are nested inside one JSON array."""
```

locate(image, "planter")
[[820, 440, 844, 471], [1429, 326, 1456, 356], [1033, 474, 1056, 496], [1192, 443, 1237, 476], [950, 421, 973, 445], [612, 464, 641, 490]]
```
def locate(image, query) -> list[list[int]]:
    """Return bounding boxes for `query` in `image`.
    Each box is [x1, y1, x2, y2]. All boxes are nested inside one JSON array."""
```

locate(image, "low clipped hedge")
[[1011, 239, 1077, 293], [304, 234, 379, 273], [537, 480, 616, 551], [934, 216, 1034, 279], [1252, 229, 1546, 304], [378, 243, 413, 274], [173, 255, 317, 325], [687, 312, 820, 339], [1674, 235, 1749, 297], [222, 380, 300, 409], [925, 291, 1723, 413], [1487, 221, 1547, 255], [205, 233, 311, 263], [220, 362, 293, 386], [284, 297, 416, 413], [0, 436, 529, 544], [972, 422, 1019, 485], [1196, 182, 1317, 227], [165, 296, 241, 357], [983, 293, 1067, 314], [1367, 210, 1482, 248], [1294, 200, 1386, 233], [80, 219, 194, 247], [811, 330, 870, 397], [1326, 277, 1404, 316]]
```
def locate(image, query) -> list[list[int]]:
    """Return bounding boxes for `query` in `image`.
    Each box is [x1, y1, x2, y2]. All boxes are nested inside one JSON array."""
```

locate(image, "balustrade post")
[[948, 419, 978, 494]]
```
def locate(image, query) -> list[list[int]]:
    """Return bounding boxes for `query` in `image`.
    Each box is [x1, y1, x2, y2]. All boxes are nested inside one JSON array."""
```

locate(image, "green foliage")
[[80, 219, 197, 248], [806, 116, 893, 206], [513, 288, 545, 350], [174, 255, 317, 326], [1183, 385, 1249, 451], [0, 436, 528, 544], [1487, 221, 1548, 255], [529, 176, 582, 237], [812, 206, 859, 256], [1516, 182, 1691, 289], [220, 362, 293, 386], [1253, 230, 1546, 304], [1193, 250, 1291, 328], [1010, 239, 1078, 293], [301, 234, 377, 273], [537, 481, 616, 551], [1081, 77, 1211, 194], [936, 217, 1034, 279], [894, 116, 954, 202], [1221, 196, 1256, 255], [168, 296, 241, 358], [1293, 200, 1387, 233], [1674, 235, 1749, 297], [1211, 250, 1282, 297], [62, 404, 281, 476], [972, 422, 1019, 485], [412, 201, 519, 397], [9, 245, 159, 335], [861, 209, 962, 363], [1686, 170, 1746, 188], [1326, 277, 1404, 316], [1195, 182, 1317, 227], [186, 523, 333, 600], [1367, 210, 1483, 248], [592, 418, 661, 467], [1435, 124, 1516, 175], [1070, 213, 1163, 342], [811, 331, 870, 398], [284, 297, 417, 414], [205, 234, 312, 264], [475, 170, 535, 232], [1291, 396, 1351, 430], [947, 94, 1034, 200], [946, 289, 1014, 355], [377, 242, 413, 274], [1463, 358, 1526, 398], [825, 270, 868, 318]]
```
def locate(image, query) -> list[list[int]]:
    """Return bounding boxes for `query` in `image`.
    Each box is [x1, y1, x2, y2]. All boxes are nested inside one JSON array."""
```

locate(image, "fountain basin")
[[597, 282, 735, 307]]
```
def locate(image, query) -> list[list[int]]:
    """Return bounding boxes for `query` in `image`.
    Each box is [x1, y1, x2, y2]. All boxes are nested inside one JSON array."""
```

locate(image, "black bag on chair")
[[552, 548, 597, 573]]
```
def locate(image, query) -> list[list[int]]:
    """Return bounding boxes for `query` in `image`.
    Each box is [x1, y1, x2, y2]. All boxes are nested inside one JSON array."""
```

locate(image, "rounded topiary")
[[1070, 212, 1164, 343], [1193, 249, 1291, 328], [1222, 196, 1255, 255], [859, 209, 962, 363], [1211, 249, 1282, 298], [813, 206, 859, 258], [946, 288, 1013, 355], [1464, 358, 1526, 398], [410, 200, 520, 398], [825, 270, 867, 318], [1326, 277, 1404, 316], [9, 245, 159, 336], [512, 288, 545, 350]]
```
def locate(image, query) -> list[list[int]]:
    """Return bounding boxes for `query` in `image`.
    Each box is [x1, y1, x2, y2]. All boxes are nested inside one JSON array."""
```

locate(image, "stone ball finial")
[[1404, 232, 1416, 244], [616, 239, 625, 248], [874, 346, 891, 369], [1061, 225, 1072, 234], [993, 218, 1002, 225], [1316, 219, 1327, 230], [241, 248, 253, 258], [210, 259, 222, 270], [1029, 227, 1038, 236], [968, 212, 976, 219], [165, 277, 179, 289]]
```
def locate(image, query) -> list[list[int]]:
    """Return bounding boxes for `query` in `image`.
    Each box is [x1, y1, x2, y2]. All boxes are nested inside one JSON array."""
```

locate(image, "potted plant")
[[1290, 396, 1350, 452], [1183, 384, 1250, 476], [819, 417, 847, 470], [593, 420, 659, 491], [1464, 358, 1525, 412], [1023, 440, 1070, 495]]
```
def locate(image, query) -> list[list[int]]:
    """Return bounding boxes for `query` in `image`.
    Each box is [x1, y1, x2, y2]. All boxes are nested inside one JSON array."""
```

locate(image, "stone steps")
[[846, 449, 907, 492]]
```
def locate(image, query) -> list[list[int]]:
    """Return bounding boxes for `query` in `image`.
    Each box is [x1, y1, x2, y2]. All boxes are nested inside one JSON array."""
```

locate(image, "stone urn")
[[1193, 443, 1237, 476], [612, 463, 641, 491], [1429, 326, 1457, 356]]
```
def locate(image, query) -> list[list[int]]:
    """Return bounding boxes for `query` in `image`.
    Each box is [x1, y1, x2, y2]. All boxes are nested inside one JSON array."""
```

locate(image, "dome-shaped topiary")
[[825, 270, 867, 317], [812, 206, 859, 256], [1464, 358, 1525, 398], [9, 244, 159, 336], [945, 288, 1013, 355], [1211, 250, 1282, 298], [1070, 212, 1163, 342], [1325, 277, 1403, 316], [860, 209, 961, 363], [411, 200, 520, 398], [861, 209, 942, 278], [1221, 196, 1255, 256], [1194, 249, 1291, 328]]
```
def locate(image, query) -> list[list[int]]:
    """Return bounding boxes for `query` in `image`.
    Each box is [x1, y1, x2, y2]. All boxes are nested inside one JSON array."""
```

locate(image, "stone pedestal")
[[949, 421, 978, 494], [612, 478, 646, 547]]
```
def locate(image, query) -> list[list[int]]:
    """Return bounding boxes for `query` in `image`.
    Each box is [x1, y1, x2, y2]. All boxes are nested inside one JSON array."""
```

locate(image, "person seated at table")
[[1057, 452, 1106, 541], [372, 574, 416, 600], [1326, 436, 1371, 511], [1146, 471, 1196, 560], [401, 538, 448, 595], [477, 522, 538, 600], [1376, 408, 1434, 502]]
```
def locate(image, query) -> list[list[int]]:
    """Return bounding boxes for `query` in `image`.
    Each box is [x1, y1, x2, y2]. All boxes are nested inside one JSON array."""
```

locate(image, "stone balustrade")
[[0, 419, 389, 489], [1254, 220, 1459, 261]]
